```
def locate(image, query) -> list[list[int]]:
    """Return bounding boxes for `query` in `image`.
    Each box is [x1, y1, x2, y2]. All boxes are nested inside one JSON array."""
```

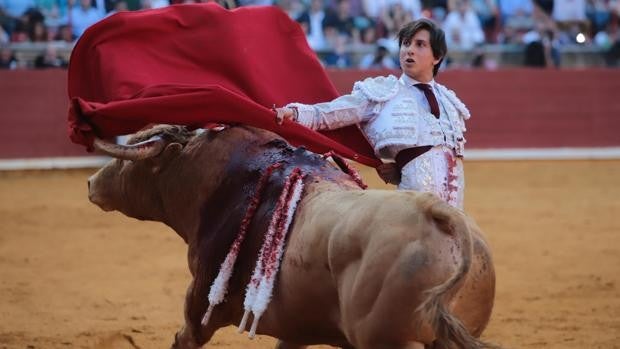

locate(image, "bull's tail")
[[416, 199, 499, 349]]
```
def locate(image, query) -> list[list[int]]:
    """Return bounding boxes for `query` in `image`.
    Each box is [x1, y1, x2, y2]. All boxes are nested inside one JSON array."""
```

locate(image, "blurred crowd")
[[2, 0, 620, 69]]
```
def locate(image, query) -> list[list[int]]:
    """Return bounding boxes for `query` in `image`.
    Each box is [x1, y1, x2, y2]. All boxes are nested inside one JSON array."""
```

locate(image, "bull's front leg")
[[171, 325, 211, 349], [275, 341, 357, 349], [171, 280, 217, 349], [275, 340, 308, 349]]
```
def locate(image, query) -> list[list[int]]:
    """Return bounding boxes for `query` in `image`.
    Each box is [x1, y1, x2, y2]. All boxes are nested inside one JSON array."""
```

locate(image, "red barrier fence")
[[1, 69, 619, 159]]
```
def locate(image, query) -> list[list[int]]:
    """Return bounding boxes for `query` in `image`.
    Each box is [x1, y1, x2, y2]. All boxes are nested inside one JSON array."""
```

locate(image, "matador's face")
[[399, 29, 440, 83]]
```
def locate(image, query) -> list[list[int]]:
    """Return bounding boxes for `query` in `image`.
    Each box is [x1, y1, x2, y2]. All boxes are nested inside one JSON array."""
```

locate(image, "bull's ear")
[[151, 142, 183, 174]]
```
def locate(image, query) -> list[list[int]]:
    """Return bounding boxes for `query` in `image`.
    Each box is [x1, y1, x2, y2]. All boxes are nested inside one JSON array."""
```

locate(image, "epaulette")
[[352, 75, 400, 102]]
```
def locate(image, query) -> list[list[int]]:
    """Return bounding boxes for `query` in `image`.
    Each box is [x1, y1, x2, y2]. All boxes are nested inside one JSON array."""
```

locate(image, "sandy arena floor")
[[0, 160, 619, 349]]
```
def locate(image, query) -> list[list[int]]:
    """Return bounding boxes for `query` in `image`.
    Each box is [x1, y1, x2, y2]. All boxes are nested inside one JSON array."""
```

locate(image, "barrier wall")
[[0, 70, 77, 159], [1, 69, 619, 159]]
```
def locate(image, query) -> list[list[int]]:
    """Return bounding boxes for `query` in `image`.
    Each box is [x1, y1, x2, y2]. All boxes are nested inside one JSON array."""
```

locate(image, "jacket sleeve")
[[286, 88, 376, 130], [285, 75, 400, 131]]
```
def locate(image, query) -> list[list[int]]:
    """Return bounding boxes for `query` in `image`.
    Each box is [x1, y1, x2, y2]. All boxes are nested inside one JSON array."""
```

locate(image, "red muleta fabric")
[[67, 3, 381, 167]]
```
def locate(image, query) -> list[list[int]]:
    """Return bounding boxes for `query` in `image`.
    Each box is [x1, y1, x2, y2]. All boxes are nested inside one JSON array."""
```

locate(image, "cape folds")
[[67, 3, 381, 167]]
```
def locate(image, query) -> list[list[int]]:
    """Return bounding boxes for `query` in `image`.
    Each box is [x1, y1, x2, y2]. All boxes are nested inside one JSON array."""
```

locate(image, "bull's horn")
[[93, 136, 166, 160]]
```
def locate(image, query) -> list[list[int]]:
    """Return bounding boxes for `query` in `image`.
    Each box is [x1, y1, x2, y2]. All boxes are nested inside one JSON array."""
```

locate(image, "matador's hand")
[[376, 163, 401, 185], [275, 107, 297, 125]]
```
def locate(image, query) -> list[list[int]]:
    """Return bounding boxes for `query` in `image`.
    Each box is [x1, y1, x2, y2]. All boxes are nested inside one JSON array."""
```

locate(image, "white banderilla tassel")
[[201, 251, 236, 326], [238, 194, 286, 335], [248, 174, 305, 338], [203, 163, 281, 328], [239, 169, 303, 337]]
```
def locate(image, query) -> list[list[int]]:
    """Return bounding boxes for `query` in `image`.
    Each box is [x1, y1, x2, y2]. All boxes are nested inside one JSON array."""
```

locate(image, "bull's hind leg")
[[337, 240, 439, 349]]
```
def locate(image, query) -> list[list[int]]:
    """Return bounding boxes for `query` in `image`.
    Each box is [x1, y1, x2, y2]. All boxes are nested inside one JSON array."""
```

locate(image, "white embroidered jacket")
[[287, 74, 470, 159]]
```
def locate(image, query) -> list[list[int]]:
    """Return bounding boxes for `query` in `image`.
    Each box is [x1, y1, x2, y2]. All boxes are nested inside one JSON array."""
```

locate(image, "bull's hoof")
[[275, 340, 308, 349], [169, 332, 181, 349]]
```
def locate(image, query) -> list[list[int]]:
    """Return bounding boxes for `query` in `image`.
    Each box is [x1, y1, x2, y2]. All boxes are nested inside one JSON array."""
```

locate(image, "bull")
[[87, 124, 496, 349]]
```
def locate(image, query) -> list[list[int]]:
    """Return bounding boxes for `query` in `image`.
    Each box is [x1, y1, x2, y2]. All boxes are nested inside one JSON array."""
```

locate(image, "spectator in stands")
[[28, 20, 48, 41], [602, 14, 620, 66], [499, 0, 535, 41], [362, 0, 421, 19], [362, 0, 389, 19], [34, 43, 68, 68], [296, 0, 329, 50], [423, 0, 449, 21], [443, 0, 484, 50], [54, 23, 75, 42], [1, 0, 35, 18], [552, 0, 589, 43], [0, 43, 16, 69], [500, 0, 536, 43], [470, 43, 497, 68], [276, 19, 471, 209], [498, 0, 534, 20], [587, 0, 612, 34], [553, 0, 587, 23], [534, 0, 554, 15], [324, 0, 356, 38], [326, 0, 366, 17], [275, 0, 305, 20], [359, 25, 378, 44], [322, 32, 352, 67], [4, 7, 43, 42], [0, 0, 36, 34], [403, 0, 424, 18], [606, 38, 620, 66], [35, 0, 67, 32], [377, 3, 415, 39], [523, 23, 559, 67], [106, 0, 127, 16], [70, 0, 104, 38], [467, 0, 498, 42], [358, 41, 398, 68], [0, 24, 8, 44], [48, 0, 72, 25]]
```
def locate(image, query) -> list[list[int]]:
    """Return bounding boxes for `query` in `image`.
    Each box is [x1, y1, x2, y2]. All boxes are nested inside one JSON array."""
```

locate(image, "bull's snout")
[[87, 175, 97, 204], [87, 173, 114, 211]]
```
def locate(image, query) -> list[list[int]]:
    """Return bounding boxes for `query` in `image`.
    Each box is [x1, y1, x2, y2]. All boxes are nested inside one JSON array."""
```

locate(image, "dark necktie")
[[414, 83, 440, 119]]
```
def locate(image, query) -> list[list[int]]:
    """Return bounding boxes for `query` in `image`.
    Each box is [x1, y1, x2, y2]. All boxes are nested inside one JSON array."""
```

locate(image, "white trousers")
[[398, 145, 465, 209]]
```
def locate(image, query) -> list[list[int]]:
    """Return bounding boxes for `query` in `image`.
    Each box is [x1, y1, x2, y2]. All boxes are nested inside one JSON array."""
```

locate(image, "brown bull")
[[87, 124, 496, 349]]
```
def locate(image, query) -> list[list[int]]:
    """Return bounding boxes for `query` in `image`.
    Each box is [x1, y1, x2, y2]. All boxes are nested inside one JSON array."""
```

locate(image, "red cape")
[[67, 3, 381, 167]]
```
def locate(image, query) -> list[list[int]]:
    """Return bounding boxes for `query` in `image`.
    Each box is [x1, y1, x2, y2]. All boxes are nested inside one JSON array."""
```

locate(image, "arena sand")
[[0, 160, 619, 349]]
